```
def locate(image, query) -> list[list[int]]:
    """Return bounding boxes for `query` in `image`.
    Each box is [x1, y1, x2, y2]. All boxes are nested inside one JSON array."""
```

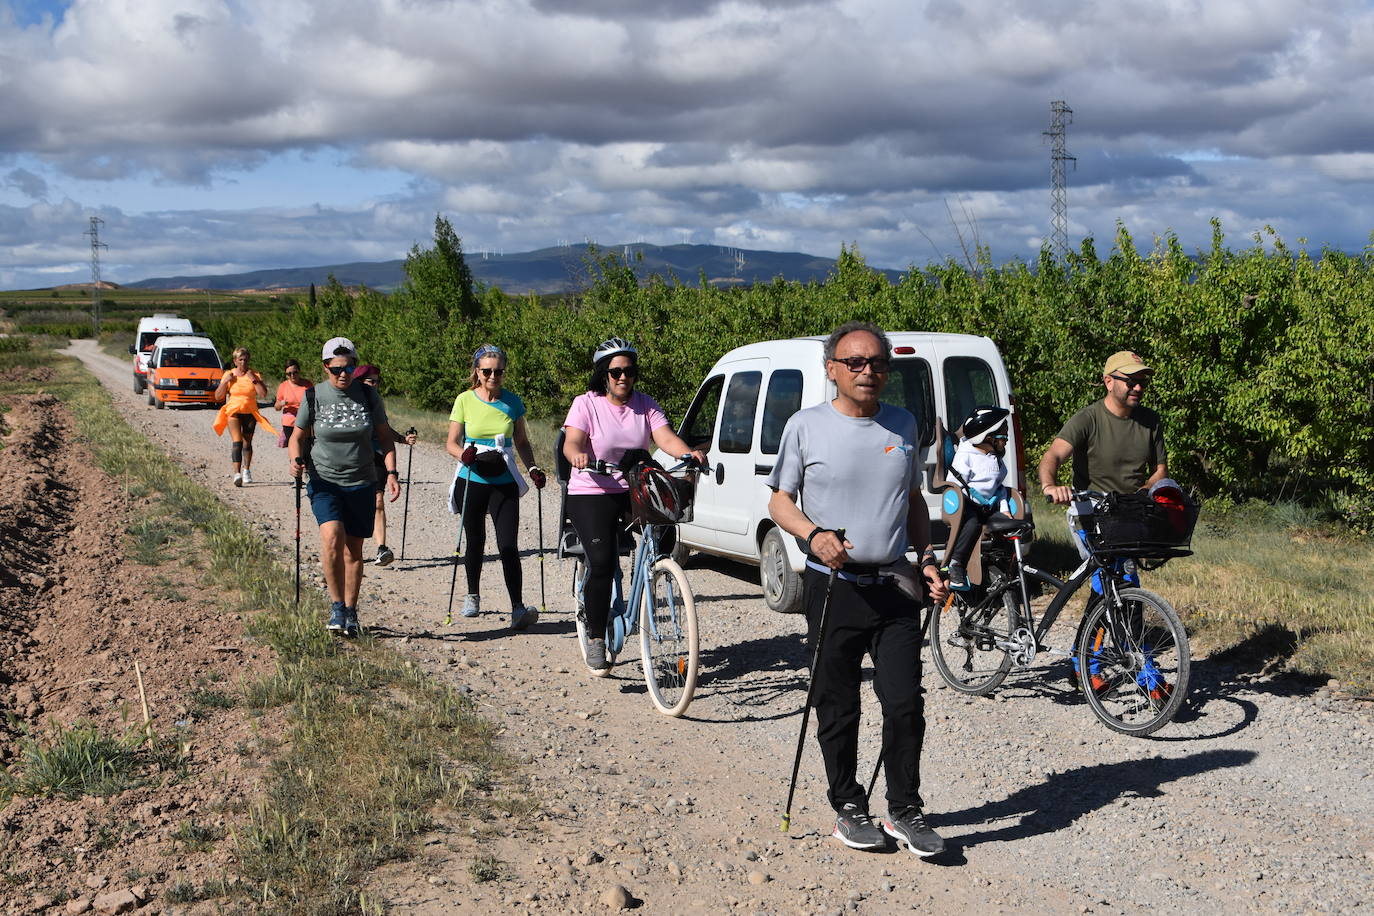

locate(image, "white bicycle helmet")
[[593, 337, 637, 364]]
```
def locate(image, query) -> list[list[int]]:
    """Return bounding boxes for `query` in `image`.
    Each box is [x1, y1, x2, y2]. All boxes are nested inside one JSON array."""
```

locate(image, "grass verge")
[[1026, 497, 1374, 695], [1, 341, 513, 913]]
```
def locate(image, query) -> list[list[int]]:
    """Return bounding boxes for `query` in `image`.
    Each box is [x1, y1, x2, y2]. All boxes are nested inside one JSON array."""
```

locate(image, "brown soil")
[[0, 387, 275, 915]]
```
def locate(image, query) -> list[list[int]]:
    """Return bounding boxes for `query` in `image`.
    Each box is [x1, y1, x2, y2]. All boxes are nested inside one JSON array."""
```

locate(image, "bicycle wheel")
[[929, 573, 1017, 695], [639, 557, 698, 716], [1076, 587, 1189, 736]]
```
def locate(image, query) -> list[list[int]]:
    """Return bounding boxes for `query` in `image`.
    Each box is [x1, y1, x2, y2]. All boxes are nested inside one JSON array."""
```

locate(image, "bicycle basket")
[[628, 466, 696, 526], [1088, 489, 1199, 556]]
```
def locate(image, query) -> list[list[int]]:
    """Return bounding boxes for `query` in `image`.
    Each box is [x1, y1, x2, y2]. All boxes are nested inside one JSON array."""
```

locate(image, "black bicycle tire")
[[930, 567, 1017, 695], [1076, 587, 1190, 736]]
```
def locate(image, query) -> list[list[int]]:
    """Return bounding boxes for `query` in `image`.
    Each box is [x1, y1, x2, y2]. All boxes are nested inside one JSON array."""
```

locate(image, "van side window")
[[943, 357, 997, 433], [760, 369, 803, 455], [884, 358, 936, 447], [718, 371, 763, 454], [678, 375, 725, 451]]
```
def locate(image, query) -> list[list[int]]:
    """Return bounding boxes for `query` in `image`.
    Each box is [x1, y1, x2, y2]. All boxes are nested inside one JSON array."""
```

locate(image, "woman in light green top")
[[445, 344, 546, 629]]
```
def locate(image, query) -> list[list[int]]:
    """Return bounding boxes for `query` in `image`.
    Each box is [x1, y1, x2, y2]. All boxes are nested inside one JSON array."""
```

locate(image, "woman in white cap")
[[288, 337, 400, 636], [445, 344, 546, 630]]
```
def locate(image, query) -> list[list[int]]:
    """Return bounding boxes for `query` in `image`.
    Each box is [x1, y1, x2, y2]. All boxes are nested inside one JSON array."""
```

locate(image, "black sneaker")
[[375, 545, 395, 567], [946, 561, 969, 591], [344, 606, 359, 638], [832, 803, 887, 850], [882, 806, 945, 857]]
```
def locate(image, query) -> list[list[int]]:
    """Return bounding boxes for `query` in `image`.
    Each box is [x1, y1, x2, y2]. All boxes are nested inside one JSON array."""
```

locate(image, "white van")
[[659, 332, 1026, 612], [129, 314, 194, 394]]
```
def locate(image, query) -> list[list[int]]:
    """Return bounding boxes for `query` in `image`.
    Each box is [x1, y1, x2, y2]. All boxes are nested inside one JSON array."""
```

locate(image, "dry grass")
[[1028, 498, 1374, 695]]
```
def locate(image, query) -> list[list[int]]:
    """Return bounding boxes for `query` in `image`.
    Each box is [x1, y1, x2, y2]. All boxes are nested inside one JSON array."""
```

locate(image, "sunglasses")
[[1110, 374, 1150, 389], [326, 365, 353, 377], [479, 367, 506, 378], [830, 355, 891, 374], [607, 366, 639, 380]]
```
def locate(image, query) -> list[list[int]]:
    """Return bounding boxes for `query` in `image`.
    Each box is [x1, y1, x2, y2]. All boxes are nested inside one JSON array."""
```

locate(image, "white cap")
[[321, 336, 356, 361]]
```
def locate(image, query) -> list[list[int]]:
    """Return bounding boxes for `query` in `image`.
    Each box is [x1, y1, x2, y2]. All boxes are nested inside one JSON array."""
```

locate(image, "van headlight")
[[155, 379, 179, 389]]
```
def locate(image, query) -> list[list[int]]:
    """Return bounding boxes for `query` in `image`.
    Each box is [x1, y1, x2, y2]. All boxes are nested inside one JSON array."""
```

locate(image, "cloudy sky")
[[2, 0, 1373, 289]]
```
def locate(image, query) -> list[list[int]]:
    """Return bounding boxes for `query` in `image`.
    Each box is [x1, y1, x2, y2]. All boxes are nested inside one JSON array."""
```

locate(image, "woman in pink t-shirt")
[[562, 337, 703, 675], [274, 358, 313, 450]]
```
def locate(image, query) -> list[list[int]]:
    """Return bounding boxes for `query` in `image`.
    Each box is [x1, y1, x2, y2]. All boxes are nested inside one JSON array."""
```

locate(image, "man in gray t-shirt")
[[767, 321, 949, 858]]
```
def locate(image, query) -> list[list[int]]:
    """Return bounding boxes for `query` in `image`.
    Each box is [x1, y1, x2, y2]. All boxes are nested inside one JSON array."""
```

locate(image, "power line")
[[1044, 100, 1076, 261], [84, 216, 108, 335]]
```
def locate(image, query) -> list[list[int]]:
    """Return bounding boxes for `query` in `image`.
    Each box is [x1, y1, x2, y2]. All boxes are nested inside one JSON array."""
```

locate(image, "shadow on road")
[[936, 748, 1257, 848]]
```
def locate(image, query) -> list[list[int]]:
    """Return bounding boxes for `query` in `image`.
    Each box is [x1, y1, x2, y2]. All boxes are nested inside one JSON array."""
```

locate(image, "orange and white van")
[[146, 335, 224, 409]]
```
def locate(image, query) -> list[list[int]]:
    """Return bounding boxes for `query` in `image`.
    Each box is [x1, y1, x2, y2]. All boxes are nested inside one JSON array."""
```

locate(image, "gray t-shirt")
[[766, 401, 922, 566], [295, 380, 389, 488]]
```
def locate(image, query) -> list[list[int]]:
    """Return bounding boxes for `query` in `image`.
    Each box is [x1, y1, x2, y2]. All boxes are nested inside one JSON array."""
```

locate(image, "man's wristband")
[[805, 526, 825, 551], [920, 552, 939, 570], [387, 469, 400, 477]]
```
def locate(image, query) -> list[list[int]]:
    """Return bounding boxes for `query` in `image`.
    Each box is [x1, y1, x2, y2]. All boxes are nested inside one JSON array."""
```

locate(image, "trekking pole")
[[444, 444, 474, 626], [536, 484, 547, 616], [399, 426, 416, 560], [781, 528, 844, 834], [293, 458, 303, 606], [865, 595, 938, 805]]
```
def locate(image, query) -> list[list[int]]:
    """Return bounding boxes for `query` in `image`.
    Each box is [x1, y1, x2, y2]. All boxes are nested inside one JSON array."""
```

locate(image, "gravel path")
[[69, 340, 1374, 915]]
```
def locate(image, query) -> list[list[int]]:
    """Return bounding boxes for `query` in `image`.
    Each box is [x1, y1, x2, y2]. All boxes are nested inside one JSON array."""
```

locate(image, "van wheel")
[[133, 376, 144, 394], [669, 539, 691, 567], [153, 392, 165, 409], [760, 527, 803, 614]]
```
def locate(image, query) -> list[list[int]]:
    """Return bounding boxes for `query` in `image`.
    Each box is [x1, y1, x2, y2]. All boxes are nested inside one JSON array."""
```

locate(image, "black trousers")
[[566, 491, 631, 637], [948, 501, 1000, 567], [803, 567, 926, 814], [452, 478, 523, 607]]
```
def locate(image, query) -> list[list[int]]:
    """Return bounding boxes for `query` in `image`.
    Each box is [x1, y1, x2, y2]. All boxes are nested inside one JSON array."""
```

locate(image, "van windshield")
[[160, 348, 220, 369], [137, 333, 166, 351]]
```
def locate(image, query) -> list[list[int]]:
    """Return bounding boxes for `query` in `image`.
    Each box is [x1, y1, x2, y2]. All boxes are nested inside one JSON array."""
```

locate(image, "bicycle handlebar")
[[587, 454, 710, 476]]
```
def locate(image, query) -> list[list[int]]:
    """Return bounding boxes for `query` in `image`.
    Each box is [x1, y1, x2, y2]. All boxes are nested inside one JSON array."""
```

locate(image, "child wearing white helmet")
[[946, 406, 1012, 590]]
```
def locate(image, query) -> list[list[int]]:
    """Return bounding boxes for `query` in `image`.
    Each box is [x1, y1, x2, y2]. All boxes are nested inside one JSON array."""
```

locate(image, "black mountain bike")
[[930, 490, 1194, 737]]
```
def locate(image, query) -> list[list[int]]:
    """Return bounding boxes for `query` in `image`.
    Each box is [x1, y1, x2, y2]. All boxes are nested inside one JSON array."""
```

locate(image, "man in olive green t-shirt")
[[1038, 349, 1168, 507]]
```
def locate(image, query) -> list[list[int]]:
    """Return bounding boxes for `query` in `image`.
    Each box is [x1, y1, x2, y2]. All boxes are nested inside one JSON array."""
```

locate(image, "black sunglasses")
[[1110, 374, 1150, 389], [326, 365, 353, 377], [607, 366, 639, 380], [479, 367, 506, 378], [830, 355, 892, 374]]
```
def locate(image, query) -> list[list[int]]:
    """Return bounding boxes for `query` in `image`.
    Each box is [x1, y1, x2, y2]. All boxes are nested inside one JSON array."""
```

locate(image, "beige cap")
[[1104, 350, 1152, 376]]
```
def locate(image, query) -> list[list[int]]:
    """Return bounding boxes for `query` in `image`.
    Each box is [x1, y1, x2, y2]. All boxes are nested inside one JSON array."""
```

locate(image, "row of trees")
[[207, 217, 1374, 514]]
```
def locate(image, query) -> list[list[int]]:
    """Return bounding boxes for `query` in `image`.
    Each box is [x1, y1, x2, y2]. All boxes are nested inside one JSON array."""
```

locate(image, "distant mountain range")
[[125, 243, 906, 294]]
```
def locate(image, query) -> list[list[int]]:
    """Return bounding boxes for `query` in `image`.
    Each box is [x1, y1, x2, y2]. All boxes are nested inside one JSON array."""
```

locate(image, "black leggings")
[[566, 492, 631, 638], [452, 478, 522, 607]]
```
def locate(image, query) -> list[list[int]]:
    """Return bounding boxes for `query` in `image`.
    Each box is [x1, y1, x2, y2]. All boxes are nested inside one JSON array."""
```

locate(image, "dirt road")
[[67, 340, 1374, 914]]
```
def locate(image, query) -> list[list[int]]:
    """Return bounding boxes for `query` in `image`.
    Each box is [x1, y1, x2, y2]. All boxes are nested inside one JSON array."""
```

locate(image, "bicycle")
[[929, 489, 1196, 736], [568, 456, 706, 717]]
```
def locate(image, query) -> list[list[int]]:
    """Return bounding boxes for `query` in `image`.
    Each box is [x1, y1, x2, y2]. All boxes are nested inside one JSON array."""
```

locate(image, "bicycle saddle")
[[987, 515, 1034, 536]]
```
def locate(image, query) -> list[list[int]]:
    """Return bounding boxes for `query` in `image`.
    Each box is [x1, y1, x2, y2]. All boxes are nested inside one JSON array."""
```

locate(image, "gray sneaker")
[[511, 605, 538, 631], [832, 803, 887, 850], [460, 594, 480, 618], [882, 807, 945, 857], [584, 638, 611, 675]]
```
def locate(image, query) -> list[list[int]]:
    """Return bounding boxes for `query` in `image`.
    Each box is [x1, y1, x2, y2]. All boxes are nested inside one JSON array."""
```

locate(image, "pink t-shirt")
[[563, 391, 669, 495]]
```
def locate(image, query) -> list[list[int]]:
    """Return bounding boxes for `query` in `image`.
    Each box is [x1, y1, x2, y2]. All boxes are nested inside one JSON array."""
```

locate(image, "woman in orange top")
[[214, 346, 274, 486]]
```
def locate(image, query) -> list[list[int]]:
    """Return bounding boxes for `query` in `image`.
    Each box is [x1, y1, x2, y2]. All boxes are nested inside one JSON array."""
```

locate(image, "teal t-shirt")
[[449, 388, 526, 485], [296, 381, 389, 488]]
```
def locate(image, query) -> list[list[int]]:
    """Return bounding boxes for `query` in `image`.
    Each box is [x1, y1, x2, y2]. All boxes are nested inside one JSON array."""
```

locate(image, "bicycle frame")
[[967, 530, 1131, 666]]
